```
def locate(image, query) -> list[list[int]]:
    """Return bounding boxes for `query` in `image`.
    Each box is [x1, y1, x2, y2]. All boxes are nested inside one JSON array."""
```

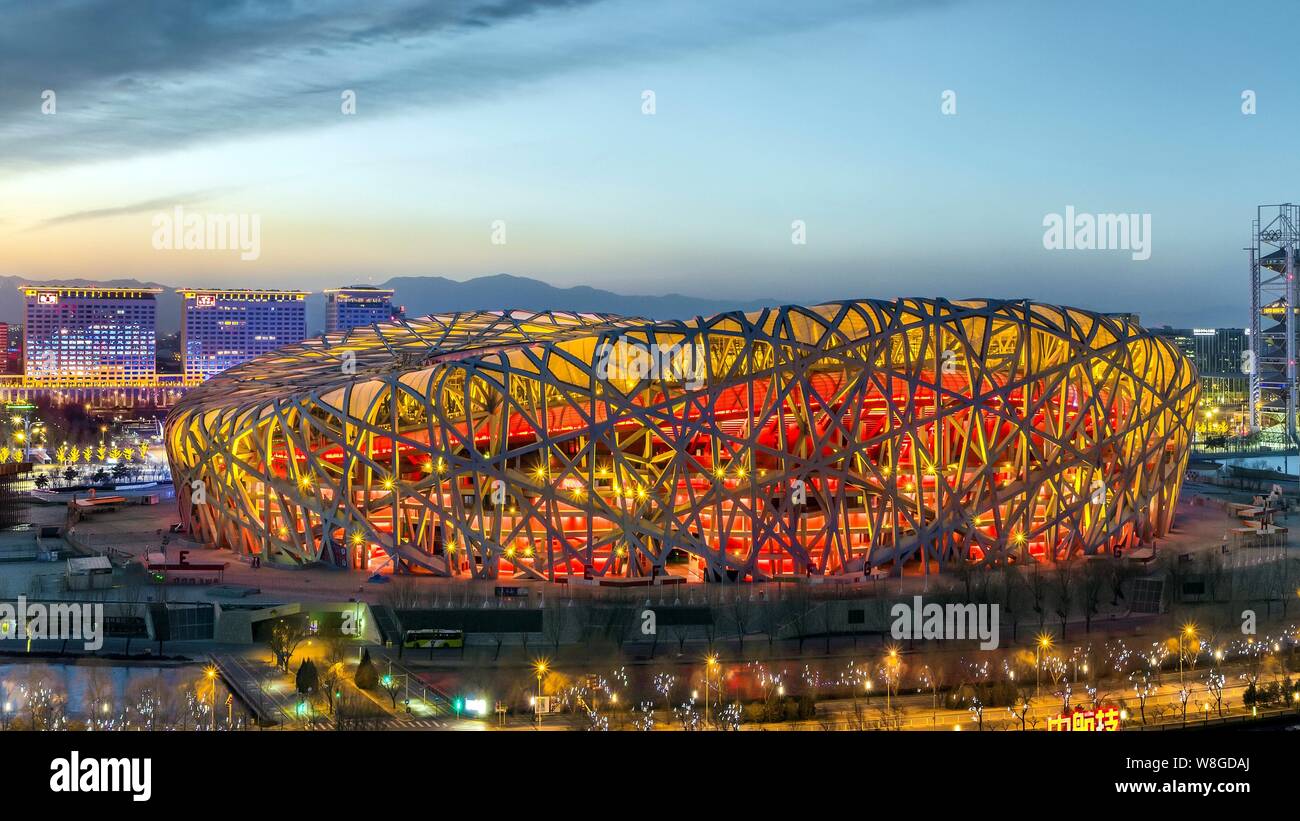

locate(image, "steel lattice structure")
[[165, 299, 1198, 581]]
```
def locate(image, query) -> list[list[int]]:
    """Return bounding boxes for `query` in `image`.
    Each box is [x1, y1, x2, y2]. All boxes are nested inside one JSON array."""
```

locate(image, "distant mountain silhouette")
[[376, 274, 776, 326], [0, 275, 184, 332], [0, 273, 778, 335]]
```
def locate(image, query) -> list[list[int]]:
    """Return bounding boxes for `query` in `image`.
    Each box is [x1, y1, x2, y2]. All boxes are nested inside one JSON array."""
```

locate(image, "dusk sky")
[[2, 0, 1297, 327]]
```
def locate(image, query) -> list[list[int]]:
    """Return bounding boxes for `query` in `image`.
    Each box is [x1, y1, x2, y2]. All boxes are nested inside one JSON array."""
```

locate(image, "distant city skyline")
[[4, 0, 1299, 329]]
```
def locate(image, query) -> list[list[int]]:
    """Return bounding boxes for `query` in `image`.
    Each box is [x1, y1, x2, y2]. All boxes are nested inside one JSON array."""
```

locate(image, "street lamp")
[[884, 647, 900, 713], [704, 654, 718, 728], [1179, 623, 1197, 687], [1036, 633, 1053, 698], [204, 665, 218, 731], [533, 659, 549, 728]]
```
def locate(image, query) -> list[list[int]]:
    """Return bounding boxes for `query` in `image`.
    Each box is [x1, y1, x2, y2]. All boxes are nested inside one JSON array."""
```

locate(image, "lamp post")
[[884, 647, 899, 713], [704, 654, 718, 728], [6, 403, 37, 462], [533, 659, 549, 729], [204, 665, 218, 732], [1036, 633, 1053, 699], [1179, 623, 1197, 688]]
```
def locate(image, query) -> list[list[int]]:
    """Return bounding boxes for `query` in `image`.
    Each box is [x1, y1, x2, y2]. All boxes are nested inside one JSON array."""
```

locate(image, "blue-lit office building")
[[324, 286, 398, 333], [21, 284, 160, 386], [181, 288, 309, 382]]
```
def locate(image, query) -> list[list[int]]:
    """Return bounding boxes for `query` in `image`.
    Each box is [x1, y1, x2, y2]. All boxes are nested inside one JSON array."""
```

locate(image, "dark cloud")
[[0, 0, 608, 167], [0, 0, 958, 169]]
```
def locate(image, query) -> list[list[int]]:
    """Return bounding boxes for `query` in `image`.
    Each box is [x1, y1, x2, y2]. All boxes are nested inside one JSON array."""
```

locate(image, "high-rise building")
[[180, 288, 309, 382], [21, 284, 160, 386], [1152, 325, 1249, 438], [324, 286, 397, 333]]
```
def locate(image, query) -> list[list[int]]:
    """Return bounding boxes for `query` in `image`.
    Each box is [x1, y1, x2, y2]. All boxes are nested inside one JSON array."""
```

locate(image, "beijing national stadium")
[[164, 298, 1199, 582]]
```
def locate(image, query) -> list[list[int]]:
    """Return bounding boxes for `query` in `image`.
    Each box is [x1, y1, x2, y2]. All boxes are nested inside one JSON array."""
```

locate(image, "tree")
[[268, 619, 309, 672], [1029, 562, 1048, 633], [1206, 671, 1226, 718], [114, 579, 145, 655], [318, 662, 343, 715], [728, 593, 755, 656], [543, 596, 570, 654], [354, 649, 378, 690], [1081, 560, 1106, 633], [322, 634, 351, 669], [62, 466, 77, 485], [781, 585, 818, 653], [1051, 559, 1075, 640], [296, 658, 319, 697], [33, 474, 49, 490], [997, 564, 1023, 642], [381, 670, 402, 710], [1130, 669, 1156, 724], [1009, 688, 1033, 730], [333, 691, 386, 730]]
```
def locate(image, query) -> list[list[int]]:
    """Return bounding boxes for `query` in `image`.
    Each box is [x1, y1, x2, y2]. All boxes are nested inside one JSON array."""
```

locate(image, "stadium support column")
[[1290, 241, 1300, 493], [390, 383, 400, 574], [1249, 245, 1260, 432]]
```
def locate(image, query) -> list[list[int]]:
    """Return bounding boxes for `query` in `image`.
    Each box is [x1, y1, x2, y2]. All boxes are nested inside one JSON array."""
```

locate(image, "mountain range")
[[0, 274, 779, 335]]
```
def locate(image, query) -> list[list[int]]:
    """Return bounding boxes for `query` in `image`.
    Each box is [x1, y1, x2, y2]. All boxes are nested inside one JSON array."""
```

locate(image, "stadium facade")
[[165, 299, 1198, 581]]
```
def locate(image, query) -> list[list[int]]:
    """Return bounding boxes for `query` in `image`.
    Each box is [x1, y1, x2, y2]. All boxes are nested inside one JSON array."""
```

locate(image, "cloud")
[[0, 0, 605, 168], [0, 0, 958, 170], [27, 190, 223, 230]]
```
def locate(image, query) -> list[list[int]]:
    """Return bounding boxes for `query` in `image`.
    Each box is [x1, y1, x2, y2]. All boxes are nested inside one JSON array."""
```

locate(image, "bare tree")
[[268, 618, 309, 672], [543, 596, 569, 654], [381, 576, 426, 611], [997, 564, 1024, 642], [113, 579, 146, 655], [728, 593, 754, 657], [1206, 670, 1225, 718], [782, 585, 817, 653], [1081, 560, 1106, 634], [1051, 559, 1075, 640], [1028, 561, 1048, 633], [334, 691, 387, 730]]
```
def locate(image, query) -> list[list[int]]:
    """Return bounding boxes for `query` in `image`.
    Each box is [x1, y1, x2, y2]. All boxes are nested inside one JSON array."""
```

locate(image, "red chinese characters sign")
[[1047, 706, 1121, 732]]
